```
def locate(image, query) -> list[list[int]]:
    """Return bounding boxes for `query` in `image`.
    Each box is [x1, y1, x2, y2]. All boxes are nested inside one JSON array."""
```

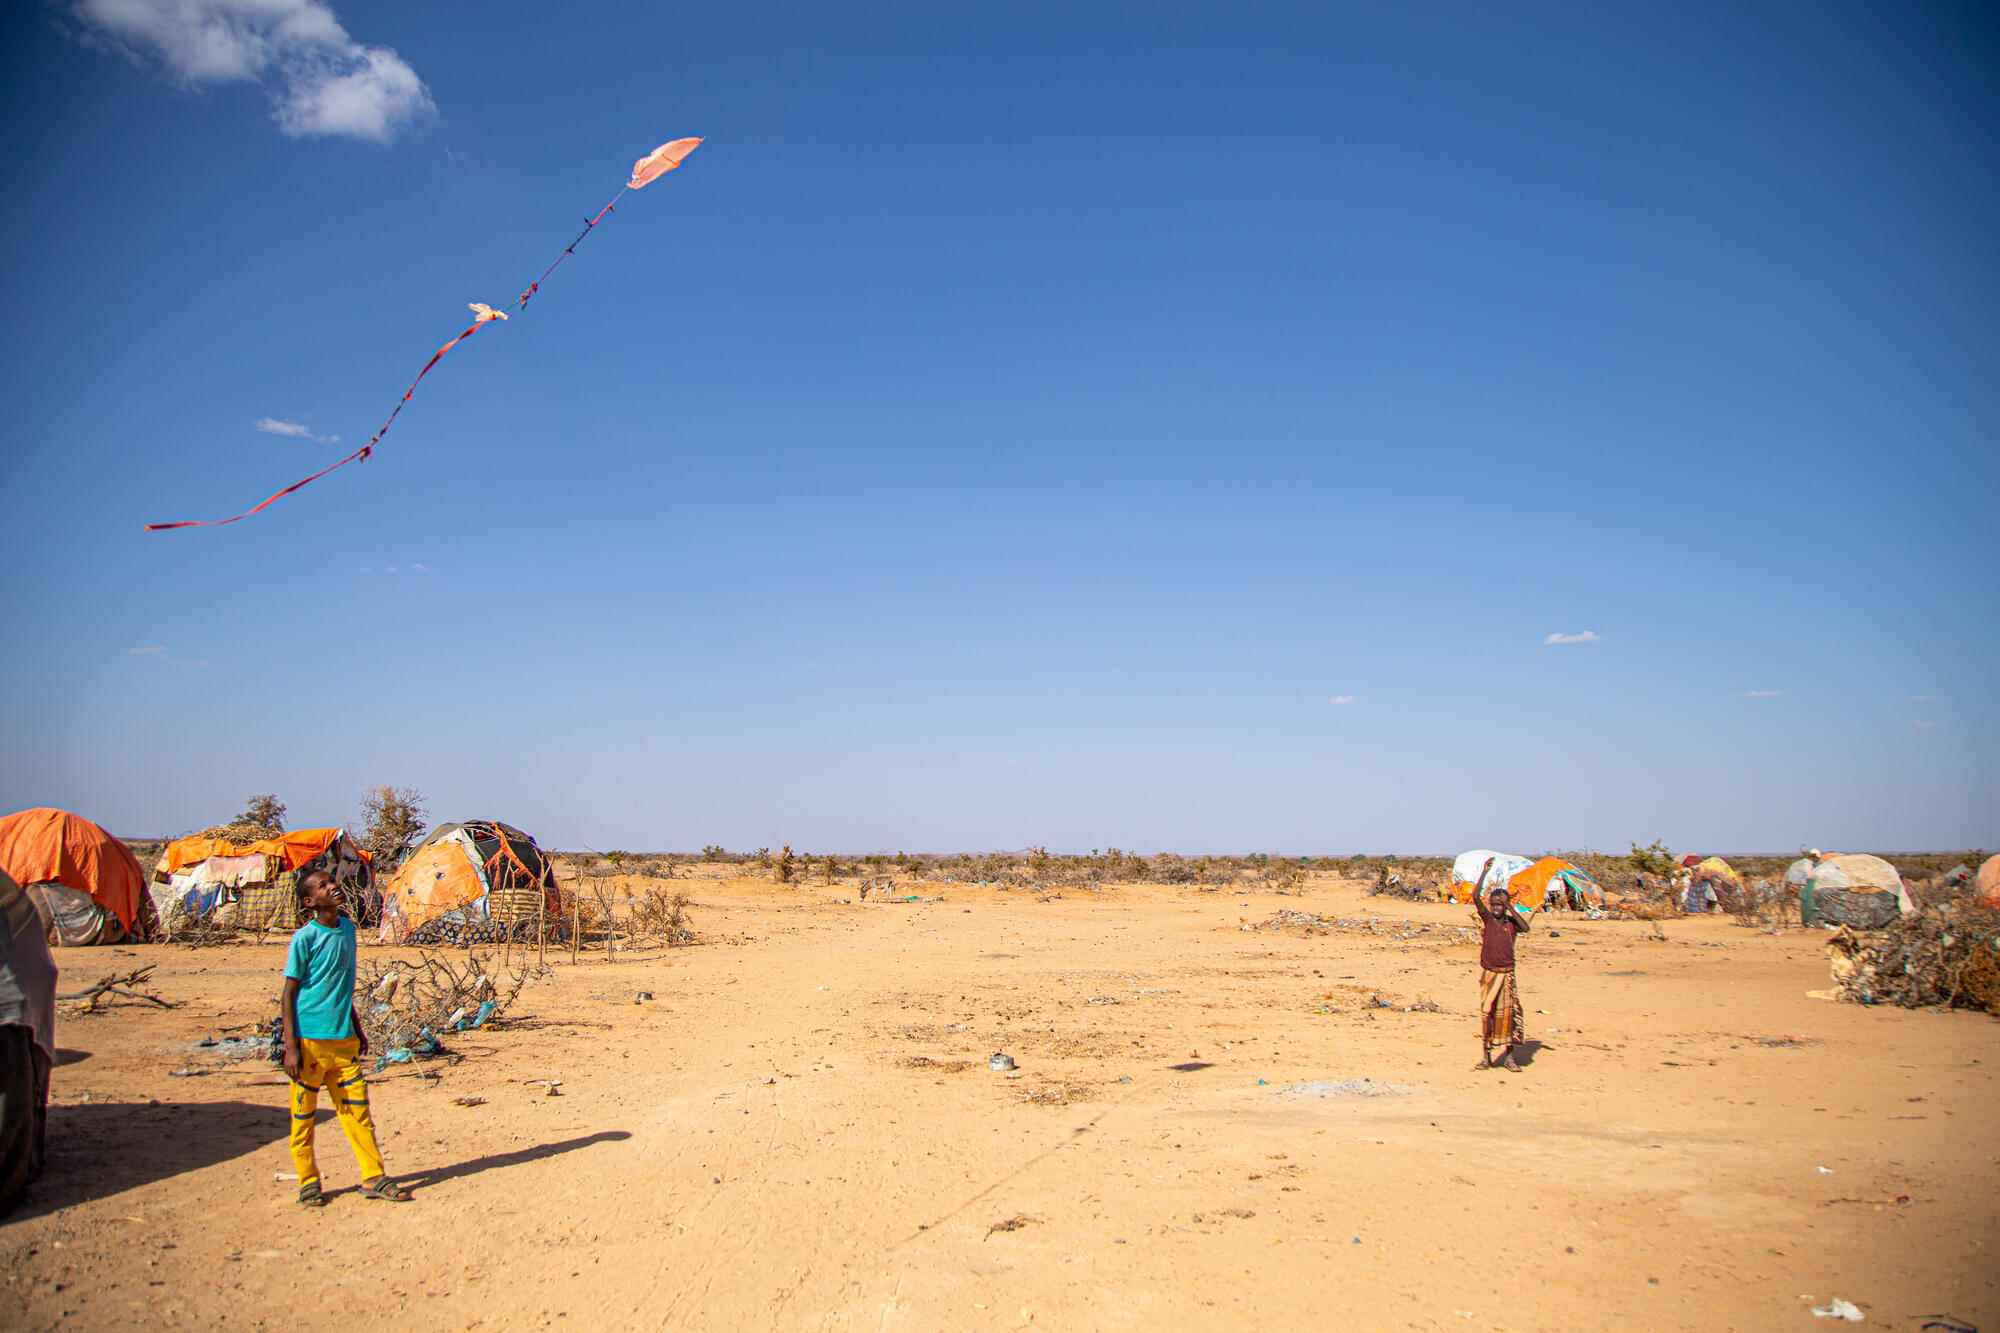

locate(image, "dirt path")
[[4, 876, 1995, 1330]]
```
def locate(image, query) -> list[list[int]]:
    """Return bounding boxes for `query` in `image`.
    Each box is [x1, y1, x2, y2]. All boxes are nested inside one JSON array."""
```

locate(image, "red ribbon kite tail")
[[146, 134, 702, 532]]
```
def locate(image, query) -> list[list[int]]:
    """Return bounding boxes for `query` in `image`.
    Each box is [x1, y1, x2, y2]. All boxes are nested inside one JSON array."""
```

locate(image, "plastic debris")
[[1811, 1298, 1865, 1321], [989, 1052, 1017, 1072]]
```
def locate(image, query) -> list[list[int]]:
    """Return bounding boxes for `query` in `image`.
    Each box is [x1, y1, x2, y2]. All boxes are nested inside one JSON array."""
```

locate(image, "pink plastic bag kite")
[[148, 133, 703, 531], [629, 137, 704, 189]]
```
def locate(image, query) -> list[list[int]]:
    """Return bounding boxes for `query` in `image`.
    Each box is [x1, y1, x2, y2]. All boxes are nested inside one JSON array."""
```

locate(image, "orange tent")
[[1974, 855, 2000, 910], [161, 828, 373, 876], [1505, 856, 1606, 911], [0, 807, 147, 938]]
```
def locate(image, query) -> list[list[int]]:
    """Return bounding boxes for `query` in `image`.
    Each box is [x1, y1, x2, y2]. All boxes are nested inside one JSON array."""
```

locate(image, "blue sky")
[[2, 1, 1993, 853]]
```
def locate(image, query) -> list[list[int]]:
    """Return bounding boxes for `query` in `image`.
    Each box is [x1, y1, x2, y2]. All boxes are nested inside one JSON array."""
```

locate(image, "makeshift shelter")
[[1506, 856, 1605, 911], [0, 808, 148, 946], [379, 821, 561, 945], [1799, 853, 1911, 929], [1447, 850, 1533, 903], [1977, 855, 2000, 910], [152, 828, 373, 935], [1683, 856, 1742, 913]]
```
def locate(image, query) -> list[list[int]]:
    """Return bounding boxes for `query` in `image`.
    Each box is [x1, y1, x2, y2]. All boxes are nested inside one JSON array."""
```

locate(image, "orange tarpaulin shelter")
[[381, 821, 560, 944], [1505, 856, 1606, 911], [0, 807, 148, 942], [161, 829, 373, 877]]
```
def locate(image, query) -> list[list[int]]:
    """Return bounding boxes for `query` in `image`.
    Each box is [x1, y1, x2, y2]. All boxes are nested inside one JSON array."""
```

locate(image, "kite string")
[[144, 187, 633, 532], [518, 185, 628, 309]]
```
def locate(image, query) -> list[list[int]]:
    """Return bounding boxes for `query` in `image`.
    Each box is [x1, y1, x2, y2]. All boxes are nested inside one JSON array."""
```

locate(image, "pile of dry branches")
[[354, 948, 537, 1053], [1828, 904, 2000, 1013]]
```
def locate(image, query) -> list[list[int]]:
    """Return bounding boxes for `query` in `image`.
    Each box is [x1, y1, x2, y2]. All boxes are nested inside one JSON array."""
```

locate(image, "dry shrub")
[[628, 888, 696, 945]]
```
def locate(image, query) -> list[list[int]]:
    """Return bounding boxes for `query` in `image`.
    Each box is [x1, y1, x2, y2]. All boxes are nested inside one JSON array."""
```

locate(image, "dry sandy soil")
[[3, 873, 1995, 1331]]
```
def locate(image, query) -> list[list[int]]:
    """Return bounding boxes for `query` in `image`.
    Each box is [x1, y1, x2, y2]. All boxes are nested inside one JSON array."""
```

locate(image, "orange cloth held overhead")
[[628, 136, 703, 189], [0, 807, 147, 931]]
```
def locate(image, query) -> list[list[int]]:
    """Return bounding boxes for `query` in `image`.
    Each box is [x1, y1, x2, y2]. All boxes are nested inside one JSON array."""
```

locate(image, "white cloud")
[[127, 644, 165, 656], [410, 562, 431, 573], [68, 0, 433, 142], [1543, 630, 1599, 646], [256, 416, 339, 443], [1328, 695, 1356, 706], [1742, 690, 1783, 699]]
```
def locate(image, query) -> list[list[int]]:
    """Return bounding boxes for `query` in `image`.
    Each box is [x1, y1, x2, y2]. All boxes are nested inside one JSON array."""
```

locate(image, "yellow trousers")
[[289, 1036, 384, 1188]]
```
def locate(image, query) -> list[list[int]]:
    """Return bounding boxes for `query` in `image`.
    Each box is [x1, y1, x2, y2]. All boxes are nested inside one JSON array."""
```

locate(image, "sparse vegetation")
[[359, 784, 429, 867]]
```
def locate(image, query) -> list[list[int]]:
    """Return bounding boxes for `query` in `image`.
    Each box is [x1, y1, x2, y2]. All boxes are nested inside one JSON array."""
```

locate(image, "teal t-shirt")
[[284, 916, 357, 1040]]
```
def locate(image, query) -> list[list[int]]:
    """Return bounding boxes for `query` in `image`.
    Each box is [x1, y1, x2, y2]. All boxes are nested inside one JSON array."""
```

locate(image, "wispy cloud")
[[1742, 690, 1783, 699], [1543, 630, 1599, 646], [127, 644, 165, 656], [66, 0, 433, 142], [256, 416, 339, 443], [410, 562, 431, 573], [1328, 695, 1356, 706]]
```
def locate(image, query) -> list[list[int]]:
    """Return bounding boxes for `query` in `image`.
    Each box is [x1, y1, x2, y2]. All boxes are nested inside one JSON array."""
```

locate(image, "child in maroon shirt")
[[1472, 862, 1529, 1073]]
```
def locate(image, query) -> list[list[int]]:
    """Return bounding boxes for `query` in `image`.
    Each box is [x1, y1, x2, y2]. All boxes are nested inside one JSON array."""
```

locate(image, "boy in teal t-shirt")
[[280, 869, 409, 1206]]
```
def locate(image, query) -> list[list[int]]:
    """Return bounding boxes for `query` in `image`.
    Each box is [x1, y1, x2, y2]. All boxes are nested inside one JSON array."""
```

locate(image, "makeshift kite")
[[147, 135, 703, 531]]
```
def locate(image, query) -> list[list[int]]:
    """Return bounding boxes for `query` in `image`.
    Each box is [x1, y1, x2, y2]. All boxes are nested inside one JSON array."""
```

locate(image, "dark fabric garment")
[[1478, 907, 1522, 971], [0, 1024, 52, 1217]]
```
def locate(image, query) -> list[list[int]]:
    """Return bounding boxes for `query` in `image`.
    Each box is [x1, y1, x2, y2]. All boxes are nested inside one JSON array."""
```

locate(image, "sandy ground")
[[3, 873, 1995, 1332]]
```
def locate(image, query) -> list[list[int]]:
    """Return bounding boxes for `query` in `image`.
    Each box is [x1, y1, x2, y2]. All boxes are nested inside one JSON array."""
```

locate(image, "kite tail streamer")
[[146, 134, 700, 533], [143, 319, 492, 530]]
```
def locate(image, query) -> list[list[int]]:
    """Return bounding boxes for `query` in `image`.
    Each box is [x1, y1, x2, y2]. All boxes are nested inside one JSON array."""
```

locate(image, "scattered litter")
[[1816, 1166, 1834, 1175], [451, 1096, 487, 1108], [273, 1172, 298, 1182], [1250, 911, 1475, 945], [1277, 1078, 1411, 1099], [986, 1214, 1039, 1239], [989, 1052, 1017, 1072], [634, 992, 654, 1004], [1811, 1298, 1865, 1321], [1086, 996, 1119, 1005]]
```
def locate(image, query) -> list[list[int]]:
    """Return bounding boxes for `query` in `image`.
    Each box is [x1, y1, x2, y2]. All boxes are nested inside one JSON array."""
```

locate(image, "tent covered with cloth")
[[380, 821, 561, 945], [1797, 853, 1911, 928], [1506, 856, 1605, 911], [1684, 856, 1743, 913], [152, 828, 373, 935], [0, 808, 148, 946], [1447, 850, 1533, 903], [1976, 855, 2000, 910]]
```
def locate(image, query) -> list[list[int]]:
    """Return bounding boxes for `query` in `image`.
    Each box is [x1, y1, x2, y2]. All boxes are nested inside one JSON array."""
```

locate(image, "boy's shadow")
[[1513, 1039, 1548, 1067], [345, 1131, 631, 1198]]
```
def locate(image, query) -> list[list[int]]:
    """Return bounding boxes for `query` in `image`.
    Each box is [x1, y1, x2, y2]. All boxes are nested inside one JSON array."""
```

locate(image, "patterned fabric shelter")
[[0, 808, 148, 946], [152, 828, 373, 936], [1506, 857, 1605, 911], [379, 821, 561, 944], [1978, 855, 2000, 910]]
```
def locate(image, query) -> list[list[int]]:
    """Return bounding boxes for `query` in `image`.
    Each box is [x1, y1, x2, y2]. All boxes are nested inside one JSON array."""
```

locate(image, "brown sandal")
[[359, 1176, 411, 1202], [297, 1181, 326, 1208]]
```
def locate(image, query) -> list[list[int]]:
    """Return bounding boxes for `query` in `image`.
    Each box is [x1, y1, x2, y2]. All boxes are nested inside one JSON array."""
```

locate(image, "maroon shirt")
[[1477, 900, 1524, 970]]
